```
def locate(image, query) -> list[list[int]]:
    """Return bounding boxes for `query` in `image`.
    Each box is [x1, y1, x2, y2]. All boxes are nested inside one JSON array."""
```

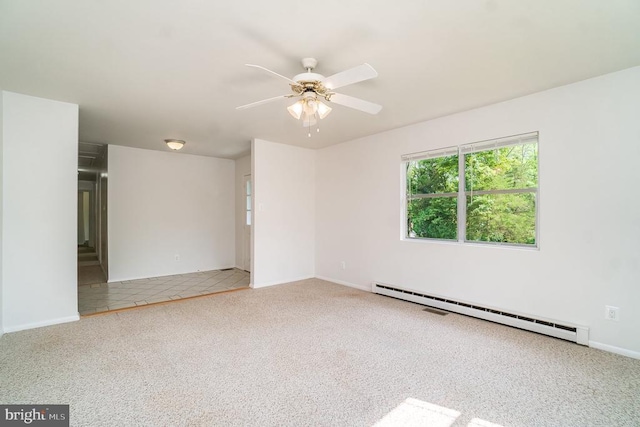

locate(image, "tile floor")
[[78, 265, 107, 286], [78, 268, 250, 315]]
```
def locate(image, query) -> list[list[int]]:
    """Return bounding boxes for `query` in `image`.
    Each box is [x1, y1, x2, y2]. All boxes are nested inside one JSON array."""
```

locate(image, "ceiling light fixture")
[[287, 102, 303, 120], [237, 58, 381, 139], [287, 92, 332, 137], [165, 139, 185, 150]]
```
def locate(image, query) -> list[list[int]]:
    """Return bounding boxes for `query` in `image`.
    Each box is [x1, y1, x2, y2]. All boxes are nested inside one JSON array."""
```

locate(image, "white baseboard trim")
[[315, 276, 372, 292], [251, 275, 315, 289], [589, 341, 640, 359], [3, 314, 80, 333]]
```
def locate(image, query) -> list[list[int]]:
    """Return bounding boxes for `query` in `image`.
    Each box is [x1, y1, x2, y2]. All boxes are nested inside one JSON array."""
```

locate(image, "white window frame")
[[403, 146, 460, 242], [402, 132, 539, 249]]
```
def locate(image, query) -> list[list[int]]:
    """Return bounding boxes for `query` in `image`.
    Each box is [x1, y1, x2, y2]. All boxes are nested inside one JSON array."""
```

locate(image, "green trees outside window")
[[406, 154, 458, 240], [405, 134, 538, 246]]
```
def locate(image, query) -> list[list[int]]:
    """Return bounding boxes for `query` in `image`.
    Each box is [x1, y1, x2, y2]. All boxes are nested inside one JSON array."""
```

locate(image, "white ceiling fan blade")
[[236, 95, 291, 110], [322, 63, 378, 90], [245, 64, 299, 85], [329, 93, 382, 115]]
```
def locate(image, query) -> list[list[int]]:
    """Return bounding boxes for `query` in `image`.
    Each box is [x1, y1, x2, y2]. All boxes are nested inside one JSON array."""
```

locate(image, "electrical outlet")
[[605, 305, 620, 321], [174, 254, 180, 261], [340, 261, 346, 270]]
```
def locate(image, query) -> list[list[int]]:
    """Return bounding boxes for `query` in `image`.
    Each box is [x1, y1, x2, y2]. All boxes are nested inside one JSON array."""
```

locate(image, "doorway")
[[77, 142, 108, 286], [243, 174, 252, 272]]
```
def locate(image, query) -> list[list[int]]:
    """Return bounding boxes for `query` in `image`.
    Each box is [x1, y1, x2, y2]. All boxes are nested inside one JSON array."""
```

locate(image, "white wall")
[[235, 154, 251, 269], [108, 145, 235, 281], [1, 91, 79, 332], [316, 67, 640, 357], [252, 139, 315, 287]]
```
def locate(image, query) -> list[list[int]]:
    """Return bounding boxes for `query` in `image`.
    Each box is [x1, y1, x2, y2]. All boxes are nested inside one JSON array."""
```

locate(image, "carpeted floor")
[[0, 279, 638, 426]]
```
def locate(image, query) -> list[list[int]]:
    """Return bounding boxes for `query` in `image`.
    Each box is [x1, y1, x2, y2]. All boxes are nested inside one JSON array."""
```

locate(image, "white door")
[[243, 174, 252, 272]]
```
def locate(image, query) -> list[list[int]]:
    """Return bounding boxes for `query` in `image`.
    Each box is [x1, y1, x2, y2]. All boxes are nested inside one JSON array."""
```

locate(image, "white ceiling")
[[1, 1, 639, 159]]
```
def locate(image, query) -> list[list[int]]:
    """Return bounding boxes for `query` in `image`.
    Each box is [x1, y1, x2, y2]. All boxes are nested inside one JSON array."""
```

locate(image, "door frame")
[[243, 174, 252, 272]]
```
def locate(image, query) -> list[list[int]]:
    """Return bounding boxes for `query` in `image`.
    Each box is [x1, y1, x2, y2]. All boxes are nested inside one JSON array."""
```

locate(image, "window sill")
[[401, 237, 540, 251]]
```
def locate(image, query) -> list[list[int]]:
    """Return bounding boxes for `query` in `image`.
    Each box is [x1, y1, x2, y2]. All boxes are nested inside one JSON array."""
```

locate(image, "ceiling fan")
[[236, 58, 382, 135]]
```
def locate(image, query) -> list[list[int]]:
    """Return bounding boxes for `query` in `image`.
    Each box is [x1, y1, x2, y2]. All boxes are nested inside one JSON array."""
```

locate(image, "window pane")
[[466, 193, 536, 245], [407, 155, 459, 196], [246, 180, 251, 196], [407, 197, 457, 240], [465, 143, 537, 191], [246, 195, 251, 210], [246, 211, 251, 226]]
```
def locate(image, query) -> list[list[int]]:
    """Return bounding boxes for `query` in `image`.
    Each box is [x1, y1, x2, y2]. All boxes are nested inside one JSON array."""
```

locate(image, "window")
[[405, 147, 459, 240], [404, 132, 538, 247]]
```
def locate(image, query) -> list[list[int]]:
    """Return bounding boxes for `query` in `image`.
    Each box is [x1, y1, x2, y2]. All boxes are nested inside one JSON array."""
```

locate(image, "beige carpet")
[[0, 279, 639, 426]]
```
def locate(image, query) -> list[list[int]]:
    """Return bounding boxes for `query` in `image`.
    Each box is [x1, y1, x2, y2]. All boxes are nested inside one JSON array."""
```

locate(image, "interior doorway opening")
[[77, 142, 108, 286], [243, 174, 252, 273]]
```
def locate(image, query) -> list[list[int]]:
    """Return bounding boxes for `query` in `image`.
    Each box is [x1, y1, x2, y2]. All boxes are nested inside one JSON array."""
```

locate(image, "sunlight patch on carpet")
[[468, 418, 504, 427]]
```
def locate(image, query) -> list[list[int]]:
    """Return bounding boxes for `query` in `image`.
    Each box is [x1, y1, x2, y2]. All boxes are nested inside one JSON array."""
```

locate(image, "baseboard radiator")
[[372, 282, 589, 345]]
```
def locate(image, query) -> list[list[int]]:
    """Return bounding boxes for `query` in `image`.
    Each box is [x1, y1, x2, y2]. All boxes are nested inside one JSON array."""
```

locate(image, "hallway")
[[78, 265, 107, 286], [78, 246, 107, 286]]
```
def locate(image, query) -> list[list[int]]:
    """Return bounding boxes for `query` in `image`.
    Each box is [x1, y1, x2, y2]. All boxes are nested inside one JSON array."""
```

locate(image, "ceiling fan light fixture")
[[302, 113, 317, 127], [304, 99, 317, 116], [237, 59, 382, 136], [317, 101, 332, 119], [287, 101, 303, 120], [165, 139, 185, 150]]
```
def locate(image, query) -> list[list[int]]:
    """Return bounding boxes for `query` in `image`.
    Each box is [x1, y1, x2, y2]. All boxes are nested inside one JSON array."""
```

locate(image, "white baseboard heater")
[[372, 282, 589, 345]]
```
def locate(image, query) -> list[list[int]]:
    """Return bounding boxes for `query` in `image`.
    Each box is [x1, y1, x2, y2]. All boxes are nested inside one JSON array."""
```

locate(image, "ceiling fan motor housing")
[[293, 72, 325, 83], [293, 57, 324, 84]]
